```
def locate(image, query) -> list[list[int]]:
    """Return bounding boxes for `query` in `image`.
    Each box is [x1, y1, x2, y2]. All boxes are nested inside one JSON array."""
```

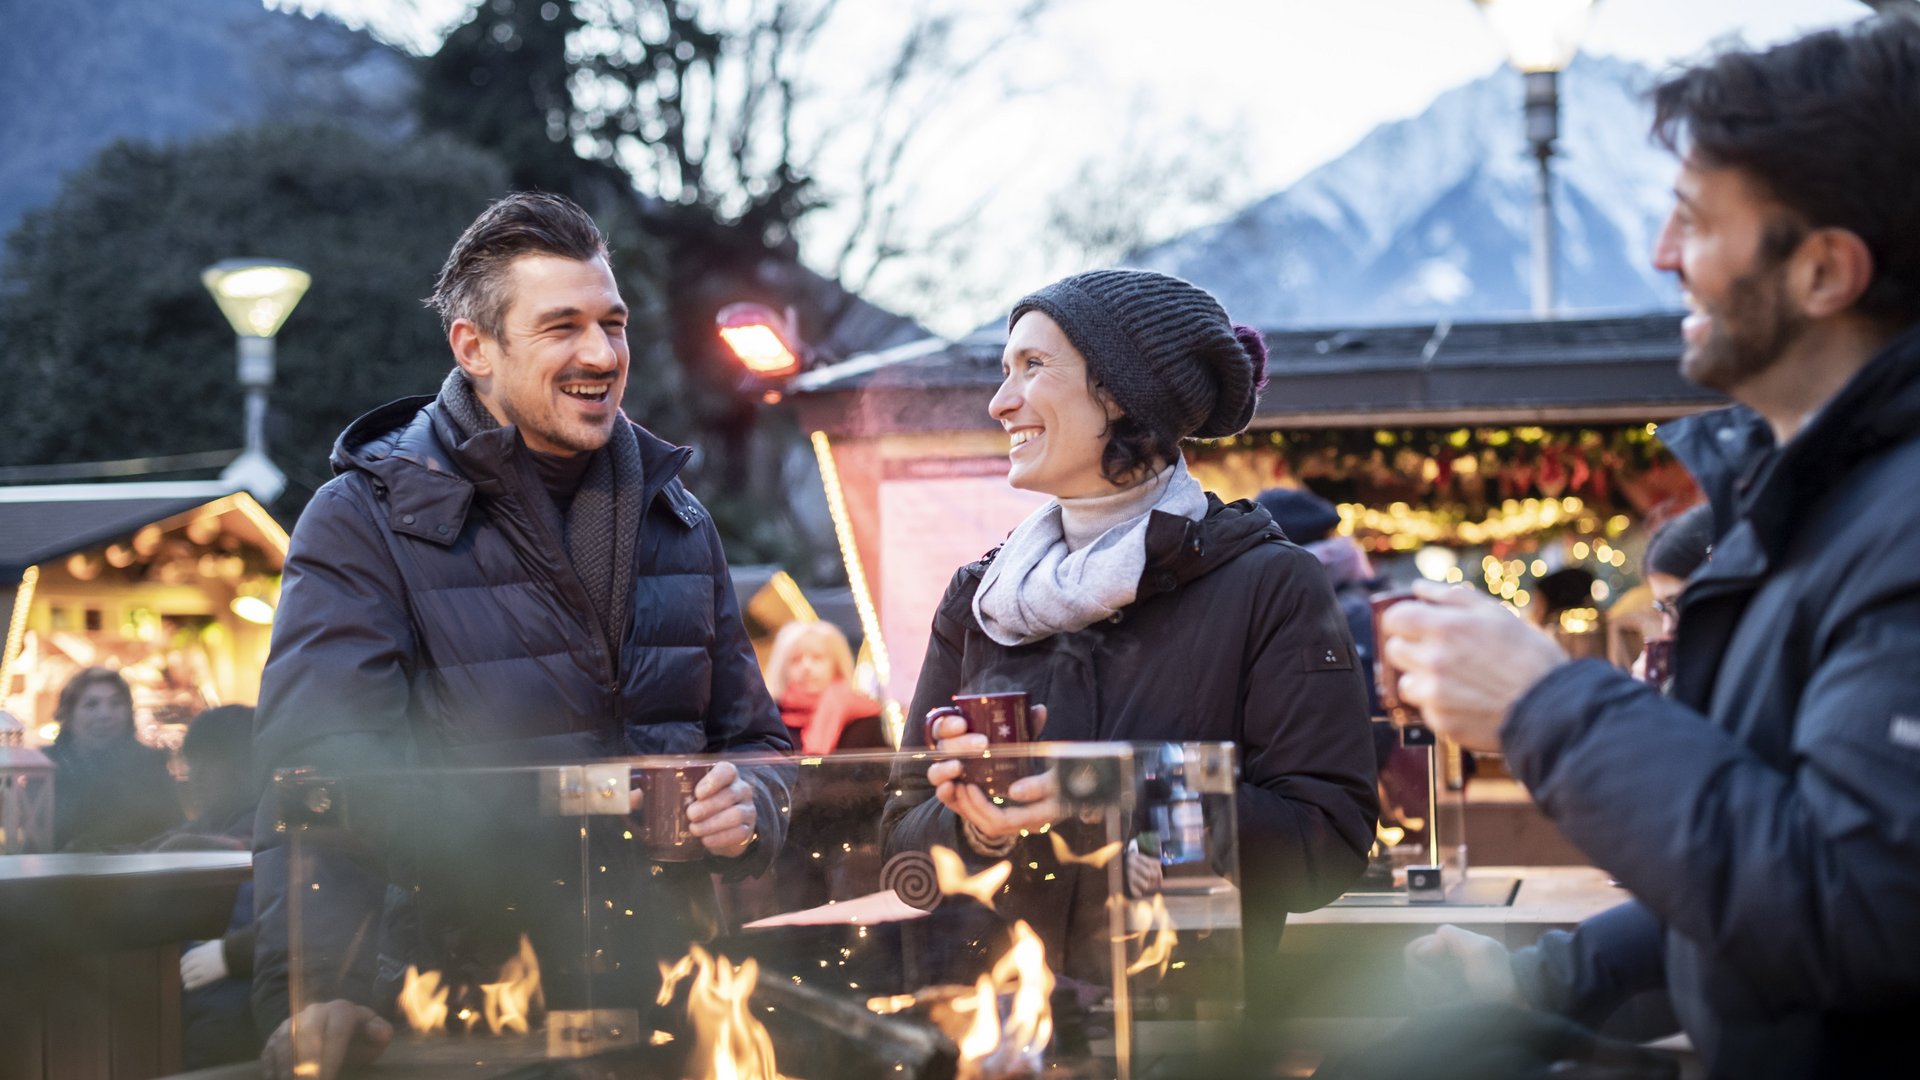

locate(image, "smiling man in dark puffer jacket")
[[1383, 16, 1920, 1079], [252, 193, 793, 1078]]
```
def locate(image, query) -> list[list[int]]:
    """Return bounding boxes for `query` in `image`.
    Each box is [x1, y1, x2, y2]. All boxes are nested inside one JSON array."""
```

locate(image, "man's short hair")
[[427, 191, 610, 340], [1651, 15, 1920, 329]]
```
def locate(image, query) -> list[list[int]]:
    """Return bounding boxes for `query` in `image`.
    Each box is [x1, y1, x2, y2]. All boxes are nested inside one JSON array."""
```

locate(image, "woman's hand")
[[686, 761, 758, 858], [924, 705, 1057, 847]]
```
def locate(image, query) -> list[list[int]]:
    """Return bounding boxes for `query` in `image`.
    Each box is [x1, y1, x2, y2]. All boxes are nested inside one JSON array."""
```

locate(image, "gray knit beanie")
[[1008, 269, 1269, 440]]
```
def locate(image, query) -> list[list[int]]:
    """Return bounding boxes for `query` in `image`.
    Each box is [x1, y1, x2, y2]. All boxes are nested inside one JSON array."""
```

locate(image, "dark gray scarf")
[[438, 368, 642, 653]]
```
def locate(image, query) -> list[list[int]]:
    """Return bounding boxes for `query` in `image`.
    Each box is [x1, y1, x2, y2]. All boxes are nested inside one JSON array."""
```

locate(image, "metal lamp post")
[[1473, 0, 1598, 318], [202, 259, 311, 504]]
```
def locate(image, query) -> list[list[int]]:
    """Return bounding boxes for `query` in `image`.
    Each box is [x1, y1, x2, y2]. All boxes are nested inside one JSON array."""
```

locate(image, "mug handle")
[[923, 705, 964, 747]]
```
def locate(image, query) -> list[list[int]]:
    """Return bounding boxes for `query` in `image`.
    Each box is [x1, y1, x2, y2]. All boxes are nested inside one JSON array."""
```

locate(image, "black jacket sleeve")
[[1504, 596, 1920, 1014], [251, 482, 418, 1029], [1510, 899, 1675, 1037], [694, 516, 794, 877]]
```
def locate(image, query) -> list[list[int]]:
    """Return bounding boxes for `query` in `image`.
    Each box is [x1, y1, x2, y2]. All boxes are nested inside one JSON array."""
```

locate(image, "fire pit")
[[275, 743, 1242, 1078]]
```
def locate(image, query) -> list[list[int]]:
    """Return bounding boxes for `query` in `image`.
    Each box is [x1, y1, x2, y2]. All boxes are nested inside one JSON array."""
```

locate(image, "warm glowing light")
[[866, 994, 918, 1015], [719, 326, 800, 377], [658, 952, 697, 1006], [958, 975, 1000, 1062], [1, 564, 37, 691], [674, 945, 782, 1080], [767, 571, 817, 622], [231, 595, 276, 625], [1048, 832, 1122, 869], [811, 431, 898, 737], [398, 965, 450, 1034], [202, 259, 312, 338], [931, 845, 1012, 909], [953, 921, 1055, 1079], [1123, 895, 1179, 979], [480, 934, 543, 1036]]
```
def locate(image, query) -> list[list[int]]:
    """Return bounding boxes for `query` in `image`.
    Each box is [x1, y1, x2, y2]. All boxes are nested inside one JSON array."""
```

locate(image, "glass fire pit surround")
[[275, 741, 1242, 1079]]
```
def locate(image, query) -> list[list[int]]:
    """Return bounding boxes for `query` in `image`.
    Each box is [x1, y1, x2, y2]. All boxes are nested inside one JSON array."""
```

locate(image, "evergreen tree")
[[0, 123, 510, 517]]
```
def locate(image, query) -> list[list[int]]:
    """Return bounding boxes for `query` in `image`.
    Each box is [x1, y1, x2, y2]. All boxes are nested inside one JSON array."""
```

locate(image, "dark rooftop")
[[0, 482, 239, 583], [787, 312, 1723, 435]]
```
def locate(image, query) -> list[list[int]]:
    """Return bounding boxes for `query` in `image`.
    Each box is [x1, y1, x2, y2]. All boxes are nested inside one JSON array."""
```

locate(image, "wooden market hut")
[[785, 311, 1720, 707], [0, 481, 289, 746]]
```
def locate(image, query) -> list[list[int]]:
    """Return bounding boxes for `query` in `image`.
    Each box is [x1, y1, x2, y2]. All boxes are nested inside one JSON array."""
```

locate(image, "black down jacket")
[[883, 495, 1379, 1003], [251, 395, 791, 1027], [1501, 323, 1920, 1077]]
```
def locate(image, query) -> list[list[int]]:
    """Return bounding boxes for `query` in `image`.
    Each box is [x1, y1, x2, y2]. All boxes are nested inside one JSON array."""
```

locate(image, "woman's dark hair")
[[427, 191, 610, 339], [51, 667, 134, 751], [1651, 15, 1920, 328], [1645, 503, 1715, 580], [1085, 368, 1181, 484]]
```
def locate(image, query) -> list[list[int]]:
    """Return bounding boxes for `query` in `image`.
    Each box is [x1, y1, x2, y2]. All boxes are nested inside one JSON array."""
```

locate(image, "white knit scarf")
[[973, 457, 1208, 646]]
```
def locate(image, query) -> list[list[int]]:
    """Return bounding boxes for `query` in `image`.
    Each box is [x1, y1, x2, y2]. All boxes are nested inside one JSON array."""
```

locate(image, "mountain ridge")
[[1132, 53, 1683, 327]]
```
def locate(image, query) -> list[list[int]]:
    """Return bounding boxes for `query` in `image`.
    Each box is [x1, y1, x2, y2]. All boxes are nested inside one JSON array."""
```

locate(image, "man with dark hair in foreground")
[[252, 192, 791, 1078], [1384, 15, 1920, 1077]]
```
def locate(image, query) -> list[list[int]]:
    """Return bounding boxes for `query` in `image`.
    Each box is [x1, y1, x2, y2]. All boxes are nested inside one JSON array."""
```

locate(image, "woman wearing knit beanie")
[[882, 269, 1379, 1017]]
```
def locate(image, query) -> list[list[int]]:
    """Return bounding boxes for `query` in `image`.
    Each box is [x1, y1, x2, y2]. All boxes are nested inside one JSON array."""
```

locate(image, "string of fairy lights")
[[1189, 423, 1680, 612]]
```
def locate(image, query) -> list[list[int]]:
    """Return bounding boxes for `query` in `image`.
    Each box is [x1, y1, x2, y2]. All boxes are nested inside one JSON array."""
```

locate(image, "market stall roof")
[[786, 311, 1726, 435], [0, 481, 285, 584]]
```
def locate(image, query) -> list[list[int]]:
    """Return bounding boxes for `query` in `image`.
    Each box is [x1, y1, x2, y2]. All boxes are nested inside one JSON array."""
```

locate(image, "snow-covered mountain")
[[1132, 54, 1682, 327]]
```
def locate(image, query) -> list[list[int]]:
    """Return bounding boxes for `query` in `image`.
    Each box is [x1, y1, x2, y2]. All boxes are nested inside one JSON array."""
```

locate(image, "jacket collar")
[[329, 395, 699, 546], [1660, 320, 1920, 566], [1136, 494, 1281, 601]]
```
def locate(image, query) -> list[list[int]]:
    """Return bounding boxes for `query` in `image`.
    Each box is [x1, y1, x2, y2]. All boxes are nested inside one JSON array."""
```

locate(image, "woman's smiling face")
[[991, 312, 1124, 499]]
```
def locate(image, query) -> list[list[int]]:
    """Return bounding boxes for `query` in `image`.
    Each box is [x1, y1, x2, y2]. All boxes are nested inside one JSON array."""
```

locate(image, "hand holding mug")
[[924, 699, 1056, 844], [686, 760, 758, 858]]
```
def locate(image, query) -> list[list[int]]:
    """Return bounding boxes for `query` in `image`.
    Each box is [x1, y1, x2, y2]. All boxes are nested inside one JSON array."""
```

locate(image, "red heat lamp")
[[716, 302, 805, 383]]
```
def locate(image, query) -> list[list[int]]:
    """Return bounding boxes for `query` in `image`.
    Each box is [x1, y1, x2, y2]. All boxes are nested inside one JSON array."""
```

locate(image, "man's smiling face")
[[465, 254, 630, 456]]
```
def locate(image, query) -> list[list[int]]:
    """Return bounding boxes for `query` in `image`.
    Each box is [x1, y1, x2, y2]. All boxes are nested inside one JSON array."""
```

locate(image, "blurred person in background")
[[46, 666, 181, 851], [1632, 502, 1715, 687], [139, 705, 263, 1069], [766, 619, 886, 754], [764, 620, 888, 912]]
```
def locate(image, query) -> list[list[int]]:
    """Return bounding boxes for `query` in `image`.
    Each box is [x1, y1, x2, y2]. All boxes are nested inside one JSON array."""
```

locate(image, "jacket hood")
[[325, 392, 698, 544]]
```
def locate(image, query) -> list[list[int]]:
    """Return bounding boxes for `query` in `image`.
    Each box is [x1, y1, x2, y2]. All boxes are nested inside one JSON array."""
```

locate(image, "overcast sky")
[[282, 0, 1867, 330]]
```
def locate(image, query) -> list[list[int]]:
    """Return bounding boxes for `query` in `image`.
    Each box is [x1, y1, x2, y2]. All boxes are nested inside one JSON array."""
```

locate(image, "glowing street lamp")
[[202, 259, 310, 504], [716, 302, 806, 382], [1473, 0, 1599, 317]]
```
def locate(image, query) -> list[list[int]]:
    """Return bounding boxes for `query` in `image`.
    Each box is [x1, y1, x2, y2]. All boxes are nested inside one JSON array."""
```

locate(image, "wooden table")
[[0, 852, 252, 1080]]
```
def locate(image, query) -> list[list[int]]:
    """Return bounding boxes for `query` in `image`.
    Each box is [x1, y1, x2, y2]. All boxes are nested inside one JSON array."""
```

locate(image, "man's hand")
[[1125, 840, 1163, 897], [687, 760, 758, 858], [925, 705, 1058, 846], [261, 999, 393, 1080], [1405, 924, 1524, 1006], [180, 939, 227, 991], [1378, 581, 1568, 751]]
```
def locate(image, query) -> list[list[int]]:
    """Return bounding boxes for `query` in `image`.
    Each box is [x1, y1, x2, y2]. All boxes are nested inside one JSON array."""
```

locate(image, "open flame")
[[672, 944, 784, 1080], [931, 845, 1012, 909], [953, 920, 1055, 1080], [1122, 894, 1179, 979], [481, 934, 543, 1035], [1048, 832, 1122, 869], [397, 966, 448, 1034], [394, 934, 542, 1037]]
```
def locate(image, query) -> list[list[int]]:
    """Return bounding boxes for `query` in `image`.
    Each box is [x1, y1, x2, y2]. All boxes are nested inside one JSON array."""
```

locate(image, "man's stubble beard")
[[1681, 259, 1810, 395]]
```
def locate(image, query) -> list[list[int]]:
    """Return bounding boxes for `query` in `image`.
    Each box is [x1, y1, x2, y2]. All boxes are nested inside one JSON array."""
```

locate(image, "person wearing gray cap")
[[883, 269, 1379, 1017]]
